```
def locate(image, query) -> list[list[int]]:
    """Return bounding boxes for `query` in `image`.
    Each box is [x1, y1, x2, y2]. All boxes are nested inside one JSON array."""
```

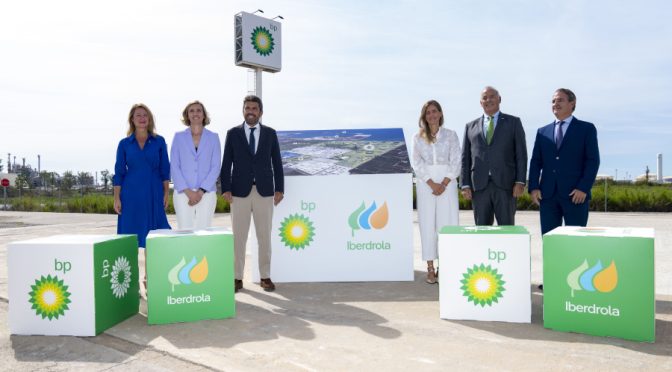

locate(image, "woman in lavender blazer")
[[170, 100, 221, 229]]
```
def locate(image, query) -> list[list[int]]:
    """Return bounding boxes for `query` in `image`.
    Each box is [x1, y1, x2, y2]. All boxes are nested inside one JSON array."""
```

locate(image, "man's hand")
[[274, 191, 284, 206], [512, 183, 525, 198], [461, 188, 472, 200], [222, 191, 233, 204], [530, 189, 541, 206], [569, 189, 587, 204]]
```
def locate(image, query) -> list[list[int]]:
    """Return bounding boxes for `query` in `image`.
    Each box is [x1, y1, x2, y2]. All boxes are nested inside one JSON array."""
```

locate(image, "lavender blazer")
[[170, 127, 222, 193]]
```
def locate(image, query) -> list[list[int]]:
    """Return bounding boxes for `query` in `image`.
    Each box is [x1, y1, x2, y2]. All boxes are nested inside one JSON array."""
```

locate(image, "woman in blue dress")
[[113, 103, 171, 290]]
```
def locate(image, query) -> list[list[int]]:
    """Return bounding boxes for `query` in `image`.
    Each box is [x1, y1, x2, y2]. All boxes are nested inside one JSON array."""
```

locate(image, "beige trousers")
[[231, 186, 274, 279]]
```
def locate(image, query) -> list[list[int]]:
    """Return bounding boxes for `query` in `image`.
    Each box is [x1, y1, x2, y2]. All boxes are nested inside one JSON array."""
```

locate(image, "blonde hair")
[[181, 100, 211, 126], [127, 103, 157, 137], [418, 100, 444, 143]]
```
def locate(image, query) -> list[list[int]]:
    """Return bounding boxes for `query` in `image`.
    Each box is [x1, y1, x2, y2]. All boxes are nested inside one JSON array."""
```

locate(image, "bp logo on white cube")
[[9, 235, 139, 336]]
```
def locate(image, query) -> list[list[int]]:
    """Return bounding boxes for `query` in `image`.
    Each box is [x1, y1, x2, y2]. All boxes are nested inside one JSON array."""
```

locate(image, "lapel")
[[239, 122, 259, 157], [492, 114, 506, 143], [475, 116, 486, 144], [184, 128, 197, 157]]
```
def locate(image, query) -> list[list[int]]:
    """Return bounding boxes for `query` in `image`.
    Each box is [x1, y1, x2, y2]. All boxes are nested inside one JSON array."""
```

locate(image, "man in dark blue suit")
[[220, 95, 284, 293], [528, 88, 600, 235]]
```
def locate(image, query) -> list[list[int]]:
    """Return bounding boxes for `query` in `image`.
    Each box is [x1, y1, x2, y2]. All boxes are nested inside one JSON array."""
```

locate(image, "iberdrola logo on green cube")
[[279, 214, 316, 250], [28, 274, 71, 320], [348, 201, 389, 237], [251, 26, 275, 56], [168, 256, 209, 292], [110, 256, 132, 298], [460, 264, 506, 307], [567, 259, 618, 297]]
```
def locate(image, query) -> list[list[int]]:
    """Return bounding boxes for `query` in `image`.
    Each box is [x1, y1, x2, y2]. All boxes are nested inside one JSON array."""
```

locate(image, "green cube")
[[543, 227, 655, 342], [146, 229, 235, 324]]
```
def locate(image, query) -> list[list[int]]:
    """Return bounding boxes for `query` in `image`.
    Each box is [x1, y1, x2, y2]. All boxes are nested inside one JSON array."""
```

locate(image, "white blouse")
[[412, 126, 462, 183]]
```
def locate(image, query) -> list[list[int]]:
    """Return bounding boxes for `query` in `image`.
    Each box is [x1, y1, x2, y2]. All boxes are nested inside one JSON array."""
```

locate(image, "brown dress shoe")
[[234, 279, 243, 293], [260, 278, 276, 292]]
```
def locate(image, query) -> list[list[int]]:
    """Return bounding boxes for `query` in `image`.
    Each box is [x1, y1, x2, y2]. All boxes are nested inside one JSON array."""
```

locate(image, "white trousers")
[[173, 191, 217, 230], [416, 165, 459, 261]]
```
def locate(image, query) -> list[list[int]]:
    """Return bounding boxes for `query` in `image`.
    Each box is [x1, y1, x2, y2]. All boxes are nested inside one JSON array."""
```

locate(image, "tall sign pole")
[[234, 11, 282, 99]]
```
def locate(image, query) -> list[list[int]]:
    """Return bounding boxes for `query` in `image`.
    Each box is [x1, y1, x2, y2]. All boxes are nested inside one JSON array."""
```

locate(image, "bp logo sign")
[[460, 264, 506, 307], [567, 259, 618, 297], [348, 201, 389, 236], [168, 257, 209, 292], [110, 256, 132, 298], [28, 275, 71, 320], [279, 214, 315, 250], [251, 26, 275, 56]]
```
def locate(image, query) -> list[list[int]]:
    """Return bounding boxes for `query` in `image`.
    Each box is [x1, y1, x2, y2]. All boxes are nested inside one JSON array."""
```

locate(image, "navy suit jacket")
[[528, 117, 600, 200], [220, 123, 284, 198]]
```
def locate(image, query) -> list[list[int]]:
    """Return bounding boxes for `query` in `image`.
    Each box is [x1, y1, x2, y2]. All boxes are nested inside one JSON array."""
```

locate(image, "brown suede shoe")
[[260, 278, 276, 292], [234, 279, 243, 293]]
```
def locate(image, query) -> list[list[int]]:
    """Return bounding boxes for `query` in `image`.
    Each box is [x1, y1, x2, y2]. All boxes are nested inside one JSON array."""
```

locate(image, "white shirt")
[[412, 126, 462, 183], [244, 122, 260, 154]]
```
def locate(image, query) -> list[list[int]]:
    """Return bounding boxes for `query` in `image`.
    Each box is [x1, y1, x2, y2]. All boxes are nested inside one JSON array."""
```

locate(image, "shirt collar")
[[483, 111, 500, 122], [556, 115, 574, 125]]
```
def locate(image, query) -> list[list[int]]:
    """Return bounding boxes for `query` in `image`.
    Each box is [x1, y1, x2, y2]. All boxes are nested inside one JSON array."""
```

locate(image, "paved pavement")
[[0, 211, 670, 371]]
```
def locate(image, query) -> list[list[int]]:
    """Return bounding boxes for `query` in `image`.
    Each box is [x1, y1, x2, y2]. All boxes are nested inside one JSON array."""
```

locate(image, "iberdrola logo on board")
[[567, 259, 618, 297], [460, 264, 506, 307], [348, 201, 389, 237], [251, 26, 275, 56], [168, 257, 209, 292], [110, 256, 132, 298], [279, 214, 316, 250], [28, 274, 72, 320]]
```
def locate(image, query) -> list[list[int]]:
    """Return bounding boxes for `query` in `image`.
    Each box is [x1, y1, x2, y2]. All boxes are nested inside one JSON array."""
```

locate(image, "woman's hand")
[[428, 180, 445, 196], [163, 192, 169, 210], [113, 197, 122, 214]]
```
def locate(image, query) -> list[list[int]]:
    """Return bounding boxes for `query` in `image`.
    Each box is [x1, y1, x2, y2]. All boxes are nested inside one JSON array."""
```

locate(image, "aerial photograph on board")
[[278, 128, 412, 176]]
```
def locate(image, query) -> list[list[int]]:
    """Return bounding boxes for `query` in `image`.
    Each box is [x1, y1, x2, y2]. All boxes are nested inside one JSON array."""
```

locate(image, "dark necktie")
[[249, 127, 256, 155], [556, 121, 564, 149]]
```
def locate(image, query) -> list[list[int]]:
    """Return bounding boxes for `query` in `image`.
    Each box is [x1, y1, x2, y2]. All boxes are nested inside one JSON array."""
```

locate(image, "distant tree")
[[100, 169, 110, 191], [15, 172, 29, 190], [77, 171, 94, 186], [61, 171, 76, 191]]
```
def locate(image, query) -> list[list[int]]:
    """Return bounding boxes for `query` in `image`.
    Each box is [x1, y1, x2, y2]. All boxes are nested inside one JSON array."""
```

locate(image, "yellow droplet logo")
[[189, 257, 208, 284], [593, 260, 617, 293]]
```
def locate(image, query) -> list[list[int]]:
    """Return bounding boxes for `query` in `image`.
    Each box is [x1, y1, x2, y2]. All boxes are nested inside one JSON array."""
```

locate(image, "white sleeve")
[[411, 134, 431, 183], [446, 130, 462, 179]]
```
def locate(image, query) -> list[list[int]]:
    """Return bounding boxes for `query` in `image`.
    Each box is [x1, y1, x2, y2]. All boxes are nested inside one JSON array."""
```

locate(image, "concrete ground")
[[0, 210, 670, 371]]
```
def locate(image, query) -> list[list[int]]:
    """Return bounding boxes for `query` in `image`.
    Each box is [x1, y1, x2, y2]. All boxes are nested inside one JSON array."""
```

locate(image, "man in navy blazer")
[[528, 88, 600, 235], [220, 95, 284, 293]]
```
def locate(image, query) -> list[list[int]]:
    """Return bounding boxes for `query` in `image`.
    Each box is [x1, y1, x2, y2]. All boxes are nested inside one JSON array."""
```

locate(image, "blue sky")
[[1, 0, 670, 181]]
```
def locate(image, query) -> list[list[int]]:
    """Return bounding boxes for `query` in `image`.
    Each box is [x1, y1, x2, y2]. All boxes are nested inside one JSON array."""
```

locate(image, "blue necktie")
[[249, 127, 256, 155], [556, 121, 564, 149]]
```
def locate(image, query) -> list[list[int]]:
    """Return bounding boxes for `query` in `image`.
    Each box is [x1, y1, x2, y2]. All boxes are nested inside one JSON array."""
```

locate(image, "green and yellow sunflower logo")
[[28, 275, 72, 320], [460, 264, 506, 307], [251, 26, 275, 56], [279, 214, 315, 250]]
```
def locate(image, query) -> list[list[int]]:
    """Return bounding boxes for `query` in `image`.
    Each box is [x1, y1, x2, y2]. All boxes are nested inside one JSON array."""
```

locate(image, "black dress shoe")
[[538, 284, 543, 291], [260, 278, 276, 292], [234, 279, 243, 293]]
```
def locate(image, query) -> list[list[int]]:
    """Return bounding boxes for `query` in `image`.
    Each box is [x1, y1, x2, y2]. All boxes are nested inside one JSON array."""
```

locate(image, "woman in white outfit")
[[170, 100, 222, 229], [412, 100, 461, 284]]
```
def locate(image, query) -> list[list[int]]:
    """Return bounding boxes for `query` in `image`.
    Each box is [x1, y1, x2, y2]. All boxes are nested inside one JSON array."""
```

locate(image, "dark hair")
[[243, 95, 263, 113], [418, 100, 444, 143], [181, 100, 211, 126], [555, 88, 577, 112]]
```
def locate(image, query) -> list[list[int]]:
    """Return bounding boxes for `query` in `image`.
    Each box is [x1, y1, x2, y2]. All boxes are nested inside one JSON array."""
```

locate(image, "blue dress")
[[113, 133, 171, 247]]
